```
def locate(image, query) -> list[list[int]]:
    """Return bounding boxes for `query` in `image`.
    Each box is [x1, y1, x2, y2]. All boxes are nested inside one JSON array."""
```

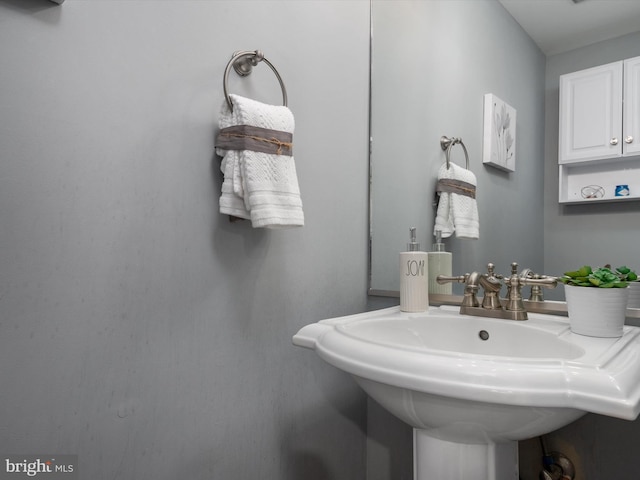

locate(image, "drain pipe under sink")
[[538, 436, 575, 480]]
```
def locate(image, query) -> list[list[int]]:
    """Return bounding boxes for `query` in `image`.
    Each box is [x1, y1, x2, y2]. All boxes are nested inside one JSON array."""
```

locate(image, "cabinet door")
[[624, 56, 640, 156], [559, 61, 622, 164]]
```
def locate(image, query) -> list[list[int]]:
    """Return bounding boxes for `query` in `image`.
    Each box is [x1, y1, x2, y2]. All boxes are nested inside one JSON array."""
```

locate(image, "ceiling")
[[497, 0, 640, 56]]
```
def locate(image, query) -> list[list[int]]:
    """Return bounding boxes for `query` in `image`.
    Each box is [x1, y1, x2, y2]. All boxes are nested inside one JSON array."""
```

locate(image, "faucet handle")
[[436, 274, 467, 285], [510, 262, 519, 275], [521, 275, 557, 288], [520, 273, 558, 302], [528, 274, 545, 302], [486, 262, 503, 279], [437, 273, 480, 308]]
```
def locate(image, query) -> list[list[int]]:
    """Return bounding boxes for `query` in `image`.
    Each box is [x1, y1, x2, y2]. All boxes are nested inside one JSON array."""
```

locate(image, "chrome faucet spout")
[[464, 272, 481, 307], [478, 275, 501, 292], [479, 263, 503, 310]]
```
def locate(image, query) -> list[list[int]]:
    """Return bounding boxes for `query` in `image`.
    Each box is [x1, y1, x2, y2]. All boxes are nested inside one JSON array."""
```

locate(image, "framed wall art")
[[483, 93, 516, 172]]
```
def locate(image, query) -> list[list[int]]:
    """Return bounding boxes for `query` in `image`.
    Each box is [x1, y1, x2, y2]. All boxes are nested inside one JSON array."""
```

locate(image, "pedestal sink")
[[293, 305, 640, 480]]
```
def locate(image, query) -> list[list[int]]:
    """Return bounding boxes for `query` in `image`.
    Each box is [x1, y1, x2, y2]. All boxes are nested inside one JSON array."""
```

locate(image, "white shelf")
[[559, 157, 640, 204]]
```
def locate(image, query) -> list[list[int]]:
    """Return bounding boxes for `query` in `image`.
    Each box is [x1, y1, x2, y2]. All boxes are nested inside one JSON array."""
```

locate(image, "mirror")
[[369, 0, 548, 295]]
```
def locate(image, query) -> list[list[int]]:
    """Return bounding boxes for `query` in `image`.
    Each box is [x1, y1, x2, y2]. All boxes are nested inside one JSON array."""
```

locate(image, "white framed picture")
[[483, 93, 516, 172]]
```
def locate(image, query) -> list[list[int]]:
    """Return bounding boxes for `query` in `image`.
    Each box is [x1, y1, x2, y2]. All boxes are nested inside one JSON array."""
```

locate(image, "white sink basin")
[[293, 305, 640, 480]]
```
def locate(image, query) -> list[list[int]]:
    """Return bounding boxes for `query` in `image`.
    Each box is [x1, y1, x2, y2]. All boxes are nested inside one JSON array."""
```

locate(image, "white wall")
[[0, 1, 370, 479]]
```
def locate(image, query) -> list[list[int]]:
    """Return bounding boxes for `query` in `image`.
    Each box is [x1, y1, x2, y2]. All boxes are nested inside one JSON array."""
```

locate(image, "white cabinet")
[[559, 62, 622, 163], [558, 56, 640, 204], [624, 56, 640, 157]]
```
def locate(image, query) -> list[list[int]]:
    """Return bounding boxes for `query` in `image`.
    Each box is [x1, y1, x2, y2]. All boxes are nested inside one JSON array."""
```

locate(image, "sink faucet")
[[437, 262, 557, 320]]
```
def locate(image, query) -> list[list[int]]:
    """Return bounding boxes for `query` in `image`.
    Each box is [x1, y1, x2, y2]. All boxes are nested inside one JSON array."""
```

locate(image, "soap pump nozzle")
[[432, 229, 446, 252], [408, 227, 420, 251]]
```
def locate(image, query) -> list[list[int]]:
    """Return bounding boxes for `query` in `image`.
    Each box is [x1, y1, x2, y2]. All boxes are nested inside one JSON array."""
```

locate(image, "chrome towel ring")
[[223, 50, 288, 111], [440, 135, 470, 170]]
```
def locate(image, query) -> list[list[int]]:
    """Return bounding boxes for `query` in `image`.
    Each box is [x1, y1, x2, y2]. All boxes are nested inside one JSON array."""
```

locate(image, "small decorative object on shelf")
[[615, 184, 630, 197], [580, 185, 605, 199]]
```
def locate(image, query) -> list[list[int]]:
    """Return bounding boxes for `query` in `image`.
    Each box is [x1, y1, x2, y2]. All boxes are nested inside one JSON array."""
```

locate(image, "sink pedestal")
[[414, 430, 518, 480], [293, 306, 640, 479]]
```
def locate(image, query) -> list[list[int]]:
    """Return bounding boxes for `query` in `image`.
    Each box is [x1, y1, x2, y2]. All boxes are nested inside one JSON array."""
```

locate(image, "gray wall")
[[544, 31, 640, 292], [0, 1, 370, 479], [370, 0, 546, 293], [3, 1, 638, 479], [533, 31, 640, 479]]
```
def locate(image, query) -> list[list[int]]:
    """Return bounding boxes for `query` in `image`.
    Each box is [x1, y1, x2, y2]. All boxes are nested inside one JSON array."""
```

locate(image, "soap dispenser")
[[400, 227, 429, 312], [428, 230, 453, 295]]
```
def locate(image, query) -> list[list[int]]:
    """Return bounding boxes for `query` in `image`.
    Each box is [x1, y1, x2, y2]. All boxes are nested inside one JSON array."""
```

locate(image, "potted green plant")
[[620, 266, 640, 309], [559, 265, 634, 337]]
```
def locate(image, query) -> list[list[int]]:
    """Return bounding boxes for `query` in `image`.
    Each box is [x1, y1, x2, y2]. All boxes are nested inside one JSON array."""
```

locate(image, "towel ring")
[[223, 50, 288, 111], [440, 135, 469, 170]]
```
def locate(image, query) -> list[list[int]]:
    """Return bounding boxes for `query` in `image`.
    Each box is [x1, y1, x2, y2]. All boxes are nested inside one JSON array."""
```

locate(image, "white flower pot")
[[564, 284, 629, 337], [628, 282, 640, 309]]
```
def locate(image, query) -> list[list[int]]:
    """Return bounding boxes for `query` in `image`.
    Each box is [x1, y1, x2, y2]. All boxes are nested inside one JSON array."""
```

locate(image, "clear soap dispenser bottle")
[[400, 227, 429, 312], [428, 230, 453, 295]]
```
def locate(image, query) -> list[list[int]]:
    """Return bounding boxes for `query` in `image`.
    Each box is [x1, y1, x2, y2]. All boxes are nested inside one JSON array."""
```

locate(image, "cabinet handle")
[[625, 136, 634, 144], [610, 137, 619, 145]]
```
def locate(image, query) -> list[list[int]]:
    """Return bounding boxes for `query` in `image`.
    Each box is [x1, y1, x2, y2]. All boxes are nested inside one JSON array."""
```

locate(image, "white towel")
[[216, 94, 304, 228], [434, 162, 479, 239]]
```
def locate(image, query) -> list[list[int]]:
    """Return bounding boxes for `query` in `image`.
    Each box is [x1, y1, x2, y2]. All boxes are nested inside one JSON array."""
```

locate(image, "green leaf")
[[564, 266, 592, 278]]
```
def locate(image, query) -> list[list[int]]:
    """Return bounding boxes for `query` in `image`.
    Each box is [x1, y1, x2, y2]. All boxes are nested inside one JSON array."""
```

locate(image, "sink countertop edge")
[[293, 306, 640, 420]]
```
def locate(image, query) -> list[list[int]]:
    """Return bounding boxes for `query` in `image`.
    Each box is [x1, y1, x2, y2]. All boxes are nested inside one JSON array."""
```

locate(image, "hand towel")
[[215, 94, 304, 228], [434, 162, 479, 239]]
